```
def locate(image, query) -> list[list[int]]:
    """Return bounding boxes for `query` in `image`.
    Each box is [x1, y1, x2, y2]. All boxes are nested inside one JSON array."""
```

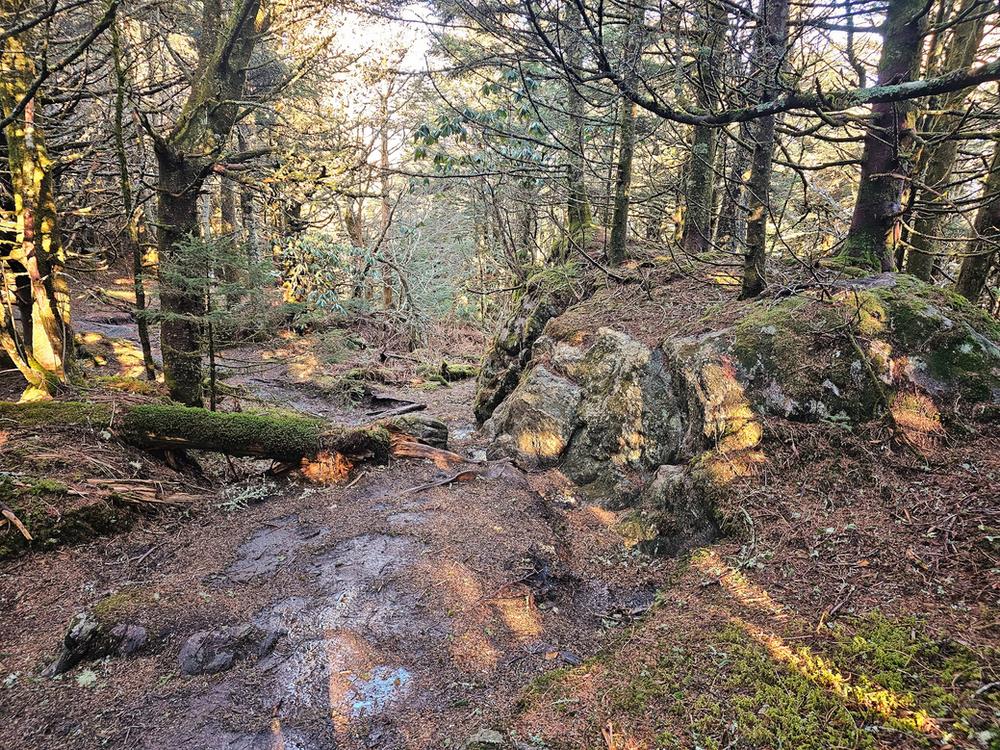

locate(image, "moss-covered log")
[[0, 401, 391, 463]]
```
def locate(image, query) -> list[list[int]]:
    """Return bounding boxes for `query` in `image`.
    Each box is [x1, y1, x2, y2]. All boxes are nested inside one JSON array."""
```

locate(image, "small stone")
[[464, 729, 506, 750], [178, 624, 282, 675], [44, 611, 148, 676]]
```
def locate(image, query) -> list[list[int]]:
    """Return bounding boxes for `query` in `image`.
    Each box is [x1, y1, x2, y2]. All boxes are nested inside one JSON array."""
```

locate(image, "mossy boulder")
[[725, 274, 999, 423], [485, 365, 582, 468], [483, 273, 999, 554]]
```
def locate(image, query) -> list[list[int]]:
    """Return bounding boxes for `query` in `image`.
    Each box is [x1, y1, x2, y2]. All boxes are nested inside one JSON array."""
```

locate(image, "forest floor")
[[0, 270, 997, 750]]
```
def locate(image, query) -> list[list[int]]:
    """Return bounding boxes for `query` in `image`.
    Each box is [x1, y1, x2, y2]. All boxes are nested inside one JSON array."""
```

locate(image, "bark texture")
[[843, 0, 928, 271]]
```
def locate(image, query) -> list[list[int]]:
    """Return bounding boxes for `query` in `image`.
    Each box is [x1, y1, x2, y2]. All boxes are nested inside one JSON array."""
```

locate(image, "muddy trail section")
[[0, 374, 663, 750]]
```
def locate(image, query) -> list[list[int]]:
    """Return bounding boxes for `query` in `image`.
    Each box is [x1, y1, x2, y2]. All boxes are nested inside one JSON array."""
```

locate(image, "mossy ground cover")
[[515, 606, 998, 749], [0, 474, 132, 558]]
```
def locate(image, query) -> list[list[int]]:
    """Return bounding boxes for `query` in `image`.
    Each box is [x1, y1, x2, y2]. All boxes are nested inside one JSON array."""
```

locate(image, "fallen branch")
[[402, 469, 481, 494], [0, 501, 32, 540]]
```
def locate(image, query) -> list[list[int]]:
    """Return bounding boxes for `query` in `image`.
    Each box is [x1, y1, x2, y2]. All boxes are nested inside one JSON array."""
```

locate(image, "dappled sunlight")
[[734, 616, 942, 738], [491, 591, 543, 640], [694, 550, 943, 740], [449, 628, 500, 672], [321, 629, 378, 735], [692, 549, 787, 621], [891, 391, 945, 454], [431, 559, 485, 606], [696, 359, 763, 453], [111, 339, 148, 378], [602, 721, 648, 750], [288, 349, 322, 380], [587, 504, 618, 528], [835, 289, 888, 337], [516, 428, 568, 460]]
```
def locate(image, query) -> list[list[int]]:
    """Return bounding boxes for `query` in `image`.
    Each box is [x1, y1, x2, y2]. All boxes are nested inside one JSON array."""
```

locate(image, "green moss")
[[0, 400, 111, 427], [826, 612, 993, 724], [91, 587, 152, 624], [0, 480, 130, 559], [93, 375, 167, 397], [119, 404, 325, 461]]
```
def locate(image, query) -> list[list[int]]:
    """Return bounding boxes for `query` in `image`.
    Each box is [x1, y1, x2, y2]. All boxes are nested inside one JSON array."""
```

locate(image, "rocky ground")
[[0, 269, 998, 750]]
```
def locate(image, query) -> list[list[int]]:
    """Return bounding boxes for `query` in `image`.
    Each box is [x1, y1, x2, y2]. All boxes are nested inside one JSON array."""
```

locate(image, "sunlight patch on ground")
[[694, 550, 943, 740], [587, 505, 618, 528], [734, 616, 942, 738], [450, 629, 499, 672], [692, 549, 787, 621], [491, 592, 543, 640]]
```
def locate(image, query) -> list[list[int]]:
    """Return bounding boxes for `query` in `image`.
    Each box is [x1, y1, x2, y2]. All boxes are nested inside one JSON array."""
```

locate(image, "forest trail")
[[0, 360, 661, 750]]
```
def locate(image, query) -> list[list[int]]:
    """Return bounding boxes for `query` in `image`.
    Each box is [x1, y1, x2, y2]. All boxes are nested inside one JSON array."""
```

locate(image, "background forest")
[[2, 0, 999, 404]]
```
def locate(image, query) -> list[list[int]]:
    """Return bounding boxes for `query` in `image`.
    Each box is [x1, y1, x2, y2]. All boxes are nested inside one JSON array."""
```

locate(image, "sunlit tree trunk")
[[740, 0, 789, 299], [955, 141, 1000, 302], [155, 0, 265, 405], [843, 0, 927, 271], [905, 0, 985, 279], [0, 28, 71, 400]]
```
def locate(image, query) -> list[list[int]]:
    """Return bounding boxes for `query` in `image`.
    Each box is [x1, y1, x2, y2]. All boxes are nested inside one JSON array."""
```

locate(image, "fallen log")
[[0, 401, 392, 463]]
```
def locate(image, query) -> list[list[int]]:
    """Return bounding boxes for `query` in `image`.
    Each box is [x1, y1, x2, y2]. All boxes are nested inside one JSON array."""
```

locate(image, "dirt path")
[[0, 378, 662, 750]]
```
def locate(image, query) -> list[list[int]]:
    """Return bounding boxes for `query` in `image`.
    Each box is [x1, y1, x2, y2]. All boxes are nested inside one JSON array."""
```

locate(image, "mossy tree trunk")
[[0, 401, 393, 464], [563, 0, 593, 249], [740, 0, 789, 299], [155, 0, 266, 406], [905, 0, 985, 280], [0, 24, 72, 400], [843, 0, 927, 271], [955, 138, 1000, 302]]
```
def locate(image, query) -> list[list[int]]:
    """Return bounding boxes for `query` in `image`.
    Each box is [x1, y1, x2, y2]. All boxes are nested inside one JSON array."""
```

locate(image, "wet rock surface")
[[178, 624, 283, 675]]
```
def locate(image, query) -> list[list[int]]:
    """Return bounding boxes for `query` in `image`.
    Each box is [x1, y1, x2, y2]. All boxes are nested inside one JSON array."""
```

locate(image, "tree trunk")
[[564, 0, 593, 244], [843, 0, 927, 271], [955, 141, 1000, 302], [681, 1, 728, 257], [0, 400, 395, 463], [740, 0, 789, 299], [156, 147, 207, 406], [608, 100, 636, 266], [236, 127, 260, 263], [112, 21, 156, 381], [905, 0, 985, 280], [155, 0, 265, 405], [716, 125, 751, 250], [0, 29, 71, 400]]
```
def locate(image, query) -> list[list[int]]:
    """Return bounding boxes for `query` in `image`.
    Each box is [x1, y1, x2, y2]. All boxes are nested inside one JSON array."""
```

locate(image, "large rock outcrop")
[[481, 274, 1000, 554]]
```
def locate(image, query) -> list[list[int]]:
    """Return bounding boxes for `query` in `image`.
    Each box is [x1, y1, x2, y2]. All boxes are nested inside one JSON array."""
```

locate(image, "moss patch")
[[516, 611, 998, 749], [0, 475, 132, 558]]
